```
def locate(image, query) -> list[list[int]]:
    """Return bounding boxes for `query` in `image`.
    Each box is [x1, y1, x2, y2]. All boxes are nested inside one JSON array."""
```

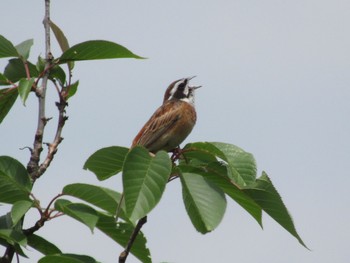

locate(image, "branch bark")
[[37, 93, 68, 176], [119, 216, 148, 263]]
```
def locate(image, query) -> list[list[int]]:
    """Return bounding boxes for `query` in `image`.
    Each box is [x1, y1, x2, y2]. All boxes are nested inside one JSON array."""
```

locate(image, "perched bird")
[[132, 76, 200, 153]]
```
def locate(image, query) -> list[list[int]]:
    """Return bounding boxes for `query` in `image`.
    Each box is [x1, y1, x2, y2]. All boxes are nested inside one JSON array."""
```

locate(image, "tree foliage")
[[0, 2, 307, 263]]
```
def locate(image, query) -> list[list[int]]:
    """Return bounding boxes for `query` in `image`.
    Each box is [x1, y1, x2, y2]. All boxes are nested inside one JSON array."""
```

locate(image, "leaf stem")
[[45, 193, 63, 213], [23, 61, 31, 80]]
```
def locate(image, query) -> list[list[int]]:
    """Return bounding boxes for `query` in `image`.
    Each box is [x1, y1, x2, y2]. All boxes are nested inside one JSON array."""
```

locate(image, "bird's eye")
[[178, 83, 185, 89]]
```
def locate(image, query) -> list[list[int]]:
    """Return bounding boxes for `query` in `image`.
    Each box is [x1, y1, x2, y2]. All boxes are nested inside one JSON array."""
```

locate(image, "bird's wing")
[[132, 101, 181, 150]]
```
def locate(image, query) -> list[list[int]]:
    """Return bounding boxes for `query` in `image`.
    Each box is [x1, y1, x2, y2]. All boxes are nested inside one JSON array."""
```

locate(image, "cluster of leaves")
[[0, 150, 151, 262], [0, 141, 307, 262], [84, 143, 308, 242], [0, 29, 142, 124]]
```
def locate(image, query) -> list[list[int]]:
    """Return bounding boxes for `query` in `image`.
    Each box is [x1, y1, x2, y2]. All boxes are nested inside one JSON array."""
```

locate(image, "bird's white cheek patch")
[[184, 86, 189, 96]]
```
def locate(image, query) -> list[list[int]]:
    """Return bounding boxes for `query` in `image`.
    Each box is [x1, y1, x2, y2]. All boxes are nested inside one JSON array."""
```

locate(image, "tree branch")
[[37, 95, 68, 176], [119, 216, 147, 263], [23, 193, 64, 236], [27, 0, 52, 182], [1, 1, 54, 261], [22, 216, 48, 236]]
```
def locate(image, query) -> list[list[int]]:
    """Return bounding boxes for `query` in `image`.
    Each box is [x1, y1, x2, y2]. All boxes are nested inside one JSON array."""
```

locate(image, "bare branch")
[[26, 0, 52, 182], [37, 98, 68, 176]]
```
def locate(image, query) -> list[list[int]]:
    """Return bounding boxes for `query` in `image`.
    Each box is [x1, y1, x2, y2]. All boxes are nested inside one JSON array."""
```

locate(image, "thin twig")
[[119, 216, 147, 263], [49, 211, 64, 219], [44, 193, 63, 213], [168, 174, 180, 182], [1, 85, 18, 94], [23, 193, 64, 236], [34, 62, 56, 87]]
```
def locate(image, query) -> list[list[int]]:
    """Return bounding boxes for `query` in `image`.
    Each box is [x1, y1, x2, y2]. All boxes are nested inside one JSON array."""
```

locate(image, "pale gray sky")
[[1, 0, 349, 262]]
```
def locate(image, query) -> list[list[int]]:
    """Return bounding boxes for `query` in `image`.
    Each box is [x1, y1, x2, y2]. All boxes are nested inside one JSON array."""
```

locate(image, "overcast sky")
[[1, 0, 349, 262]]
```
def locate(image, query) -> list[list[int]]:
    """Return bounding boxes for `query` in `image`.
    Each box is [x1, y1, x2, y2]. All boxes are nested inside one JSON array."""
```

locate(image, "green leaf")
[[0, 239, 27, 258], [184, 142, 225, 158], [36, 56, 45, 72], [49, 20, 70, 52], [83, 146, 129, 181], [0, 229, 27, 246], [96, 213, 151, 263], [0, 212, 12, 228], [54, 199, 99, 232], [243, 172, 308, 248], [185, 142, 257, 186], [15, 39, 34, 60], [62, 183, 125, 216], [59, 40, 144, 63], [0, 88, 18, 124], [0, 73, 9, 86], [4, 58, 39, 83], [210, 142, 257, 186], [11, 200, 33, 225], [180, 142, 218, 168], [66, 80, 78, 100], [0, 213, 27, 256], [201, 162, 262, 226], [18, 78, 34, 106], [49, 20, 74, 71], [123, 147, 172, 223], [49, 65, 66, 85], [27, 234, 62, 255], [0, 156, 32, 204], [0, 212, 27, 256], [37, 56, 66, 84], [180, 168, 227, 234], [0, 35, 18, 58], [39, 254, 98, 263]]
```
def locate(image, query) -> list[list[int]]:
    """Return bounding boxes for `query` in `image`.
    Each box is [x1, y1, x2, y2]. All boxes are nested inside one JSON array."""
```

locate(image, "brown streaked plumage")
[[132, 77, 200, 153]]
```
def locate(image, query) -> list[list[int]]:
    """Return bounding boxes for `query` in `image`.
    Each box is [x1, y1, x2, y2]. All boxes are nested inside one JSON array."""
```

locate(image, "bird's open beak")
[[189, 85, 201, 91], [186, 76, 201, 90]]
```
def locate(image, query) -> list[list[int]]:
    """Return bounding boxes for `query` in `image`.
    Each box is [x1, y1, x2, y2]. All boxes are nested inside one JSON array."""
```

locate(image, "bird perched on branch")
[[132, 76, 201, 153]]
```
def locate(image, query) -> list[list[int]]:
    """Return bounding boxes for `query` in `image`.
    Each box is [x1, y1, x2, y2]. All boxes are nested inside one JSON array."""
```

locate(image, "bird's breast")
[[165, 101, 196, 150]]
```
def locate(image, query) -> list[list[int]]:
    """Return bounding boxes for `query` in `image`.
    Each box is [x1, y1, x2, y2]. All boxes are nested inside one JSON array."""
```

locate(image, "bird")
[[115, 77, 200, 221], [132, 76, 201, 153]]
